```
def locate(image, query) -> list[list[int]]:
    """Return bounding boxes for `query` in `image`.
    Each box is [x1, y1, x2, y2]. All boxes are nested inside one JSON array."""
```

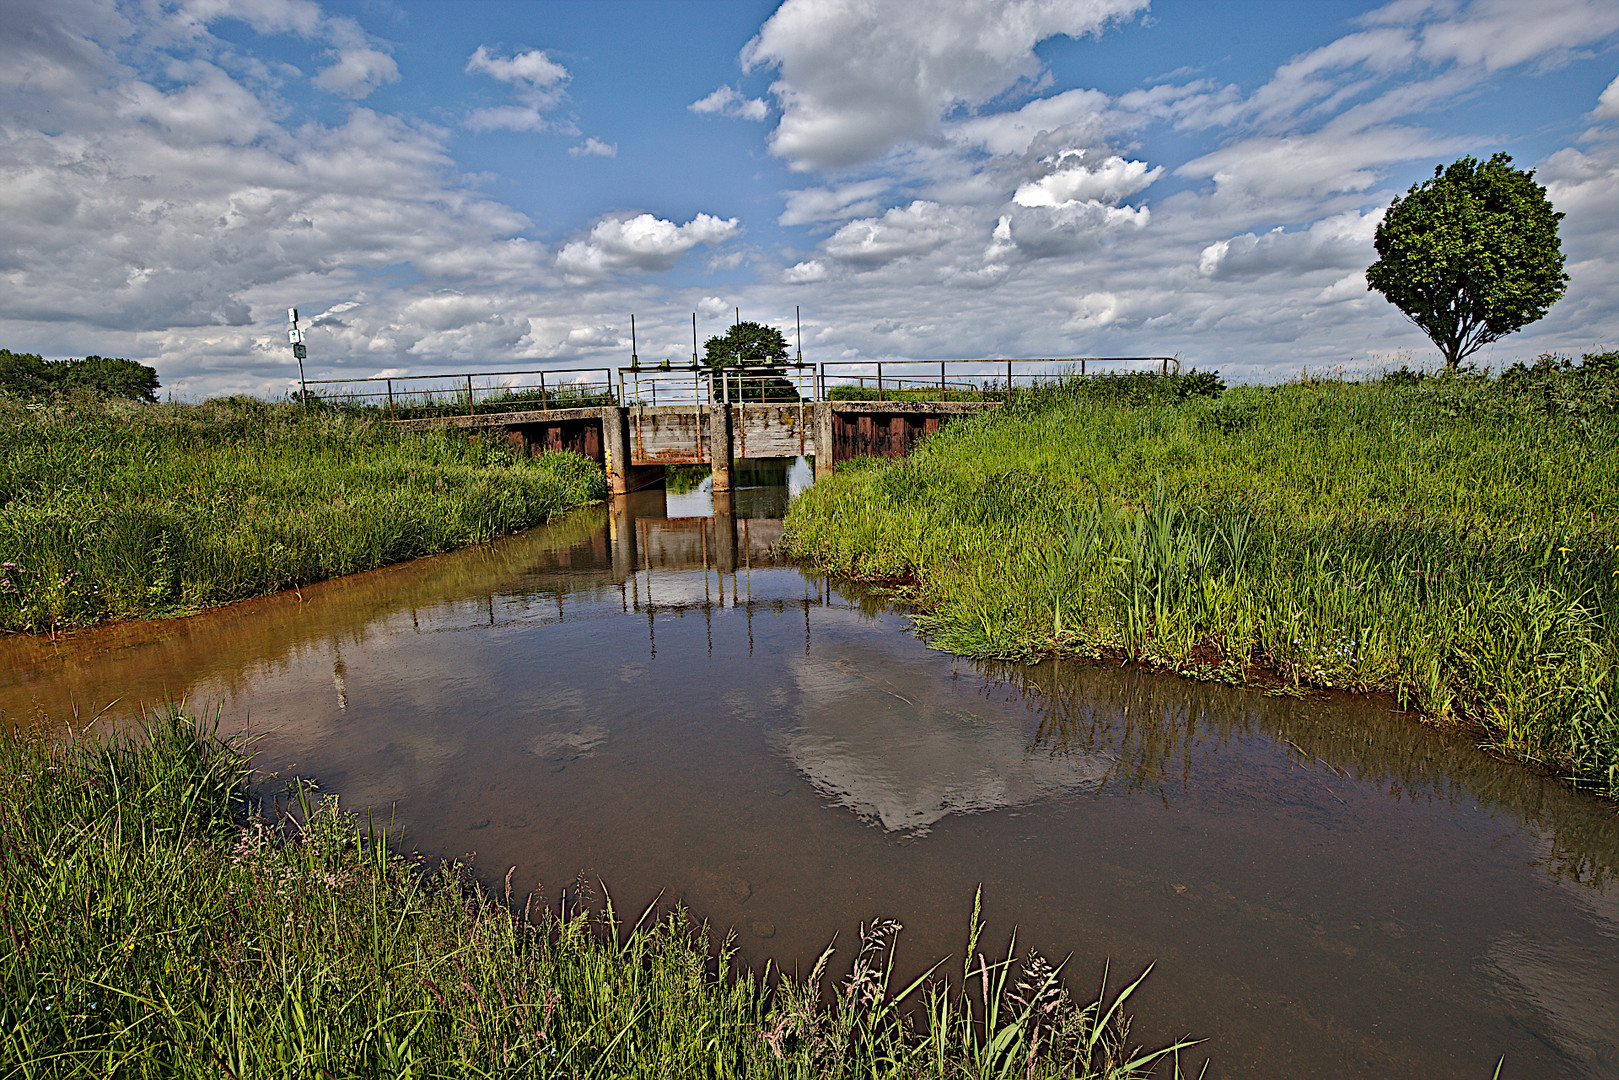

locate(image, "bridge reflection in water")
[[3, 475, 1619, 1080]]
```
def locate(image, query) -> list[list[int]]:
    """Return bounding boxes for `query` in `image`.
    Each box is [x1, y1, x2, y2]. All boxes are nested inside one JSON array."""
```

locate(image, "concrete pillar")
[[603, 406, 632, 496], [711, 487, 738, 572], [813, 402, 835, 479], [708, 402, 734, 491], [608, 494, 636, 583]]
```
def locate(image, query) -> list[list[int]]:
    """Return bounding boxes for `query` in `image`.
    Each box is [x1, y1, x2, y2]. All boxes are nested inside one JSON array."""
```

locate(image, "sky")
[[3, 0, 1618, 397]]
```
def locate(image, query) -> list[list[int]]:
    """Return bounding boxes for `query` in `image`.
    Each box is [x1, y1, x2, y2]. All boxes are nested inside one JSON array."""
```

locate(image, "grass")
[[0, 395, 606, 632], [783, 362, 1619, 796], [0, 712, 1193, 1078], [316, 384, 614, 421]]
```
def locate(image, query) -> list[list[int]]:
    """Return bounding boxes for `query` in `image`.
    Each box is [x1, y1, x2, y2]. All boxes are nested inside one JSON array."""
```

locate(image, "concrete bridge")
[[351, 358, 1174, 494], [395, 397, 995, 493]]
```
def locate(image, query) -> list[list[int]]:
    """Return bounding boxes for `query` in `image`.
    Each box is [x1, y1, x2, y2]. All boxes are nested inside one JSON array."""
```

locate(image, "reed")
[[0, 395, 606, 632], [0, 712, 1192, 1078], [783, 363, 1619, 795]]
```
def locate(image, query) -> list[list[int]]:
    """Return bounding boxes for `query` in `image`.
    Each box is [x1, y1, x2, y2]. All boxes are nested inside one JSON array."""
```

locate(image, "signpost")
[[287, 307, 307, 404]]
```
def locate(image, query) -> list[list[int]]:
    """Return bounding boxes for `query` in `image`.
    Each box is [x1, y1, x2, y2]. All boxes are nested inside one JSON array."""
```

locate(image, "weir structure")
[[314, 357, 1175, 495]]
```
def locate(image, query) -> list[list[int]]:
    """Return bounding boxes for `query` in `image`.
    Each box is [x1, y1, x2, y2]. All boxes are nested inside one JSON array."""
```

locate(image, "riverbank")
[[783, 361, 1619, 796], [0, 712, 1189, 1078], [0, 396, 605, 633]]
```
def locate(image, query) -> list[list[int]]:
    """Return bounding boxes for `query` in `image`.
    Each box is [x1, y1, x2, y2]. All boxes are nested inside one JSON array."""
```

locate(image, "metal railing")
[[299, 356, 1182, 417], [816, 357, 1178, 402], [301, 368, 615, 418], [618, 361, 817, 407]]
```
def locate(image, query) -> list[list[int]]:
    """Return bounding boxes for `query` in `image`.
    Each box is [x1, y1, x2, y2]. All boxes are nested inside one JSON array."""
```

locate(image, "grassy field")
[[0, 713, 1191, 1078], [783, 360, 1619, 795], [0, 395, 606, 633]]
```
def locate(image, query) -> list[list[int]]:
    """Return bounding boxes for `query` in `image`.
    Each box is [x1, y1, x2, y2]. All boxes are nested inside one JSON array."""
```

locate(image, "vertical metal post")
[[1081, 358, 1086, 377], [618, 369, 625, 406], [386, 378, 394, 418], [796, 305, 802, 363], [1007, 358, 1013, 398], [540, 371, 547, 409], [1161, 357, 1168, 375], [877, 362, 883, 402], [467, 374, 474, 416], [631, 314, 638, 367], [940, 361, 945, 399]]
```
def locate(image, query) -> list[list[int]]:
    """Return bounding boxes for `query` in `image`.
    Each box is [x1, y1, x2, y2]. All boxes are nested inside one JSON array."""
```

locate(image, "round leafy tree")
[[702, 321, 789, 368], [1366, 153, 1567, 371]]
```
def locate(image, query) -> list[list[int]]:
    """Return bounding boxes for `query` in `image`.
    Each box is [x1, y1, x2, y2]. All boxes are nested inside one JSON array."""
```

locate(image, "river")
[[3, 467, 1616, 1079]]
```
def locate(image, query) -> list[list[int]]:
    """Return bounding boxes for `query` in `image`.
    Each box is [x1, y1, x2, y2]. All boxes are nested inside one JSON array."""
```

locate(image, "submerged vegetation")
[[0, 395, 605, 632], [784, 358, 1619, 795], [0, 713, 1190, 1078]]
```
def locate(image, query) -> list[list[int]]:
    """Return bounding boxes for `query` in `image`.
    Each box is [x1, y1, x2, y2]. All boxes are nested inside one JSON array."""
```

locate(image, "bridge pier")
[[708, 402, 734, 492]]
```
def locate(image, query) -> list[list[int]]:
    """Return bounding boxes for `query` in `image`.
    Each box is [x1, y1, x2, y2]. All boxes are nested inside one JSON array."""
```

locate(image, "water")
[[4, 470, 1617, 1079]]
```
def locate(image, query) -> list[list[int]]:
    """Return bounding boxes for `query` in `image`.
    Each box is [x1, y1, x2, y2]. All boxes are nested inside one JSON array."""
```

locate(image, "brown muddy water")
[[3, 468, 1617, 1079]]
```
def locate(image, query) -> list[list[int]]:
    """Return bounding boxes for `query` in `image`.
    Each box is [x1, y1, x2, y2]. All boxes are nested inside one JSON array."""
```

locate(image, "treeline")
[[0, 349, 160, 402]]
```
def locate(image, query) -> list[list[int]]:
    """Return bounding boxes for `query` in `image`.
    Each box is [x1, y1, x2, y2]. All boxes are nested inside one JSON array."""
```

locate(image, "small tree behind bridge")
[[702, 321, 799, 402], [1366, 153, 1567, 372]]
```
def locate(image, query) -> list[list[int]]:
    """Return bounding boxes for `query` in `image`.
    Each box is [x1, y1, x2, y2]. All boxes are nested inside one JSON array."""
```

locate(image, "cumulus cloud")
[[742, 0, 1148, 170], [823, 201, 970, 268], [569, 136, 617, 157], [554, 212, 741, 281], [312, 47, 399, 98], [1012, 151, 1160, 207], [465, 45, 570, 132], [689, 85, 768, 121], [783, 259, 828, 283]]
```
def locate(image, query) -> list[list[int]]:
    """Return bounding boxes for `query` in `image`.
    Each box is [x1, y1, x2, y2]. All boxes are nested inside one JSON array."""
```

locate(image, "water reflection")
[[3, 472, 1618, 1080]]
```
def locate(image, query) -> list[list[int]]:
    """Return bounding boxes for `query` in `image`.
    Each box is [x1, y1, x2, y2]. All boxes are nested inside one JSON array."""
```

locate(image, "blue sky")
[[3, 0, 1618, 396]]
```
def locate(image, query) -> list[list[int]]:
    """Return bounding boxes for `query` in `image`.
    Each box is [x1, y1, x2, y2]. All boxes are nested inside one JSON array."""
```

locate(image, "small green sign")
[[292, 343, 307, 359]]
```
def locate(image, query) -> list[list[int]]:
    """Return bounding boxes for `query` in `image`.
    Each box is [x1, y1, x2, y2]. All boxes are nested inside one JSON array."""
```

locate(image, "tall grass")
[[0, 395, 606, 632], [0, 713, 1192, 1078], [783, 369, 1619, 794]]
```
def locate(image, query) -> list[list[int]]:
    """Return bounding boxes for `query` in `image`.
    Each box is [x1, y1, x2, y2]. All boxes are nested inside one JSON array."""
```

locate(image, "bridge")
[[304, 358, 1175, 494]]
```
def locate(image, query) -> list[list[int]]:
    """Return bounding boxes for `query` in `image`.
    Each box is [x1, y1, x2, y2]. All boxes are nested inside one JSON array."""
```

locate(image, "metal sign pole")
[[287, 308, 308, 407]]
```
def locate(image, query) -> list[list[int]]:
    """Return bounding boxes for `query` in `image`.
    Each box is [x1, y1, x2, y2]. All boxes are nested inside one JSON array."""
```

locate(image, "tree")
[[702, 321, 790, 368], [63, 356, 161, 402], [702, 320, 799, 402], [0, 351, 160, 401], [1366, 153, 1567, 372], [0, 350, 57, 397]]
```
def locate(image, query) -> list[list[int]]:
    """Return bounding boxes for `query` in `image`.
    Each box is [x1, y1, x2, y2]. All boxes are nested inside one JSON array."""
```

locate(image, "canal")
[[3, 466, 1616, 1078]]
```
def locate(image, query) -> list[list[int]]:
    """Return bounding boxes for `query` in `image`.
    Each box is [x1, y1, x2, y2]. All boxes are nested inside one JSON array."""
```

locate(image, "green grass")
[[319, 384, 614, 421], [783, 367, 1619, 795], [0, 395, 606, 632], [0, 712, 1193, 1078]]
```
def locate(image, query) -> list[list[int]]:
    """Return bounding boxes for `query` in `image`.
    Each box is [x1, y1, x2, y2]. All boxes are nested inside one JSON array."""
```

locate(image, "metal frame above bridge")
[[311, 357, 1178, 496]]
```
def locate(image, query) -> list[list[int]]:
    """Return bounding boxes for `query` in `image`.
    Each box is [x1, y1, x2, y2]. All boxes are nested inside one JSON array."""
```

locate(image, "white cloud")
[[823, 201, 969, 268], [778, 180, 890, 225], [1012, 151, 1161, 207], [312, 47, 398, 99], [569, 136, 617, 157], [554, 212, 741, 281], [1413, 0, 1619, 72], [1594, 74, 1619, 120], [466, 45, 568, 90], [1198, 211, 1382, 279], [465, 45, 569, 132], [1178, 124, 1463, 204], [689, 85, 768, 121], [947, 88, 1114, 157], [741, 0, 1148, 170], [783, 259, 828, 283]]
